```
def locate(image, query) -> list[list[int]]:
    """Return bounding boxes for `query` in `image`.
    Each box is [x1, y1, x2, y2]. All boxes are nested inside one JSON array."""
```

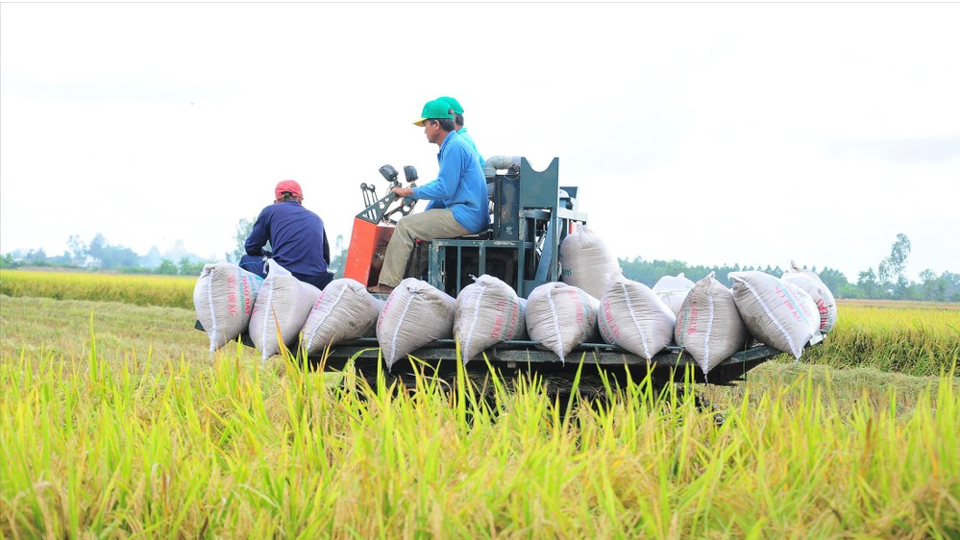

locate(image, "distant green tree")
[[878, 233, 911, 288], [47, 252, 72, 265], [857, 267, 882, 298], [817, 267, 850, 296], [97, 245, 140, 269], [328, 234, 347, 278], [87, 233, 107, 266], [178, 257, 205, 276], [227, 217, 257, 263], [85, 233, 139, 269], [67, 234, 87, 265], [0, 253, 19, 268], [157, 259, 178, 275], [25, 248, 48, 265]]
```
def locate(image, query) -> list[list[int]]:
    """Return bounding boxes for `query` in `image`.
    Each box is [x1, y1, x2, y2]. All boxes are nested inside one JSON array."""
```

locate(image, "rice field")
[[3, 269, 958, 375], [1, 271, 959, 538], [801, 304, 960, 376], [0, 269, 196, 309]]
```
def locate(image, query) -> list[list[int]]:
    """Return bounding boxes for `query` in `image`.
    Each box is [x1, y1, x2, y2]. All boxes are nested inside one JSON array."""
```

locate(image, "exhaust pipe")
[[483, 155, 523, 179]]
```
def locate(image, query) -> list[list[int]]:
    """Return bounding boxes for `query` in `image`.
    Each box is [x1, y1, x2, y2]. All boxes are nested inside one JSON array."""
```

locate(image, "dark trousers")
[[239, 255, 333, 290]]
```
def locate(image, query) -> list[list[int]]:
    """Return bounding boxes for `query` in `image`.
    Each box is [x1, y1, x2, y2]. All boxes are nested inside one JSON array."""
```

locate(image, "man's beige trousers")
[[378, 209, 469, 287]]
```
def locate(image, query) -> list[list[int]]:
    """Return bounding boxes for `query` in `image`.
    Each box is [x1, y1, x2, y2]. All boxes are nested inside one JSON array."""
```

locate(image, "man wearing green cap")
[[367, 99, 489, 294], [438, 96, 484, 167]]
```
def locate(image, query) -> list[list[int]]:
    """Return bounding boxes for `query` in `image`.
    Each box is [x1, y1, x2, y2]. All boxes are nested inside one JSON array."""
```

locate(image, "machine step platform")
[[194, 320, 825, 385]]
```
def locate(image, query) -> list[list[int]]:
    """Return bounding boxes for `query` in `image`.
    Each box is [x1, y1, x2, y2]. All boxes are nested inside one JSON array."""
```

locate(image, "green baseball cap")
[[437, 96, 463, 115], [413, 99, 455, 126]]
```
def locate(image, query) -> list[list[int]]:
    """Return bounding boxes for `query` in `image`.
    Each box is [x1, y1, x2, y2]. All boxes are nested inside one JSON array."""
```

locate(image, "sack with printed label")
[[781, 261, 837, 334], [194, 262, 264, 352], [729, 271, 819, 359], [559, 224, 621, 301], [377, 278, 457, 369], [675, 272, 749, 374], [515, 297, 529, 340], [526, 282, 600, 363], [454, 275, 526, 363], [302, 278, 385, 355], [249, 260, 323, 361], [652, 273, 696, 317], [599, 273, 676, 360]]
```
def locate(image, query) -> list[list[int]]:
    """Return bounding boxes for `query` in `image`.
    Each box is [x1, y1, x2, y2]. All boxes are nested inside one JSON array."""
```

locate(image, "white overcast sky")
[[1, 3, 958, 281]]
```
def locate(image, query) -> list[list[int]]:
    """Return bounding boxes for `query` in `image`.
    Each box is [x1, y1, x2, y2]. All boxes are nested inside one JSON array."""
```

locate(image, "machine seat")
[[457, 228, 494, 241]]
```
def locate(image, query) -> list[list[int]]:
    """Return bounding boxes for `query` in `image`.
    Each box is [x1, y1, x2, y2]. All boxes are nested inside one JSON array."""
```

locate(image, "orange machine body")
[[343, 217, 395, 287]]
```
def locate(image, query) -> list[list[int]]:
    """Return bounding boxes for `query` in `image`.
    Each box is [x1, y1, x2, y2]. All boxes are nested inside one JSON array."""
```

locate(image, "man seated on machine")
[[240, 180, 334, 290], [437, 96, 484, 167], [366, 99, 489, 295]]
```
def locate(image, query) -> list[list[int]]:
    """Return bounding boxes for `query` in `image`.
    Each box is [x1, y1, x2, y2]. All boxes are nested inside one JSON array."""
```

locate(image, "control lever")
[[360, 182, 377, 207], [363, 163, 423, 225]]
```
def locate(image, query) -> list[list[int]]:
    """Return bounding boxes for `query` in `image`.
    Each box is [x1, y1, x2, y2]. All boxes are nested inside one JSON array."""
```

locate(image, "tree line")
[[618, 234, 960, 303], [1, 233, 205, 276], [2, 230, 957, 302]]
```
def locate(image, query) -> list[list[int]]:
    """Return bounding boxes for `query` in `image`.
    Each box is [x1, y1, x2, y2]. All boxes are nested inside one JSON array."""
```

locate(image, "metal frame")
[[193, 319, 825, 385], [422, 157, 588, 298], [317, 333, 825, 371]]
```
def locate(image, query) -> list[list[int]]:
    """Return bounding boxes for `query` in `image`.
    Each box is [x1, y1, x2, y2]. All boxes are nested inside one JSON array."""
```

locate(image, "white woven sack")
[[559, 224, 621, 301], [377, 278, 457, 369], [193, 262, 264, 352], [729, 271, 820, 360], [781, 261, 837, 334], [599, 274, 676, 360], [515, 297, 530, 340], [652, 273, 696, 317], [302, 278, 385, 355], [526, 282, 600, 363], [675, 272, 749, 374], [454, 275, 526, 363], [249, 260, 323, 361]]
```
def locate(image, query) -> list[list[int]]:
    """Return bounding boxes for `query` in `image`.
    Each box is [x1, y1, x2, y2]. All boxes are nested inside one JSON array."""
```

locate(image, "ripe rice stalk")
[[2, 328, 957, 538]]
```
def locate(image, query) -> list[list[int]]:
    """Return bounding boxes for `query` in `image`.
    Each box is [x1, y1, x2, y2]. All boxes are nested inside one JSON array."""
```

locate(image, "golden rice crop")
[[1, 340, 956, 539], [0, 269, 195, 309], [802, 303, 960, 376], [1, 289, 958, 537]]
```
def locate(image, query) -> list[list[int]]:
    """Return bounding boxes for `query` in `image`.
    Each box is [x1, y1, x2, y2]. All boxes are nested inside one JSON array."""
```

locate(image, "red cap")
[[275, 180, 303, 199]]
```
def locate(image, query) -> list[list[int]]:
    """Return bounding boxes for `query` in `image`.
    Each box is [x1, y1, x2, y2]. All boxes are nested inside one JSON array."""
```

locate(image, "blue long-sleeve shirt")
[[245, 201, 329, 276], [412, 131, 489, 233], [457, 127, 484, 167]]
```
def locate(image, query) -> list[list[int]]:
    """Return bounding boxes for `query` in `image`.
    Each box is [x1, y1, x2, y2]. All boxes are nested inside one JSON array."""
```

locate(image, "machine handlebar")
[[358, 164, 420, 225]]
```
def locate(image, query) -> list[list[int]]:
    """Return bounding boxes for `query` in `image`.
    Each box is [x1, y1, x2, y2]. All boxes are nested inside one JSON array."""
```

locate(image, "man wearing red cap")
[[239, 180, 333, 290]]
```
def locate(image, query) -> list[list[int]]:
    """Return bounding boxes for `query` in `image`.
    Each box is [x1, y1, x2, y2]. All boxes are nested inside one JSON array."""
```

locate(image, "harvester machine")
[[329, 156, 825, 387]]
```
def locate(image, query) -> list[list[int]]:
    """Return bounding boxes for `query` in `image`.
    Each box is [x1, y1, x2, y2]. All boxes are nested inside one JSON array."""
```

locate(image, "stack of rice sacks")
[[301, 278, 385, 355], [598, 272, 676, 360], [194, 262, 264, 352], [377, 278, 457, 369], [525, 282, 599, 364], [454, 275, 526, 363], [675, 272, 749, 374], [728, 271, 819, 360], [249, 260, 322, 361]]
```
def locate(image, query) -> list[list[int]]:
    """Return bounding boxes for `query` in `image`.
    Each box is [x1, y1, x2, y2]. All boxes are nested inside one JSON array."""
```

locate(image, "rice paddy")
[[0, 270, 958, 538]]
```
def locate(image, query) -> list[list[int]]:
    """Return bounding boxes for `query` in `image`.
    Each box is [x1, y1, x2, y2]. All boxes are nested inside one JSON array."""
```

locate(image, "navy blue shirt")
[[245, 201, 329, 277]]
